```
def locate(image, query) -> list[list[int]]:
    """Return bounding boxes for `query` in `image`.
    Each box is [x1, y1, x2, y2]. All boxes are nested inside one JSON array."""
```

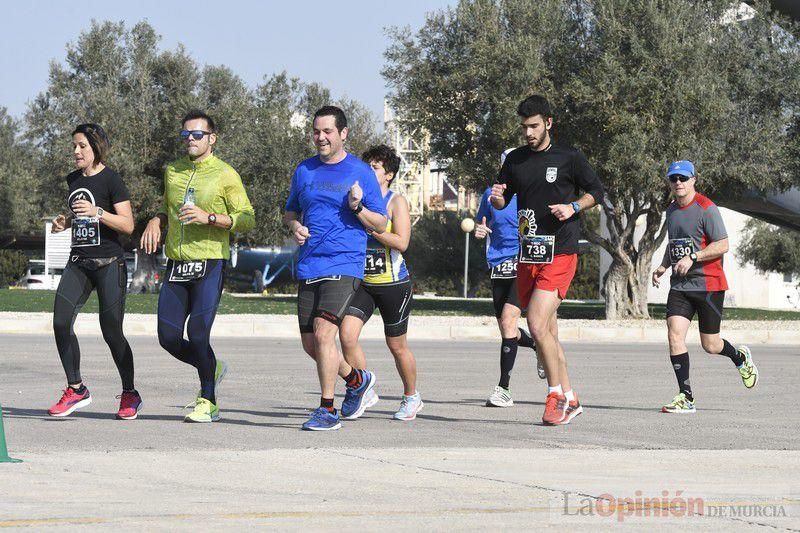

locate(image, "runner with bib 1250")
[[474, 149, 542, 409]]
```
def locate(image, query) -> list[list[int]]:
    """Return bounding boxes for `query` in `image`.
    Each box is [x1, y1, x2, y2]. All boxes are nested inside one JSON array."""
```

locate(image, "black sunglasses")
[[179, 129, 211, 140], [668, 174, 693, 183]]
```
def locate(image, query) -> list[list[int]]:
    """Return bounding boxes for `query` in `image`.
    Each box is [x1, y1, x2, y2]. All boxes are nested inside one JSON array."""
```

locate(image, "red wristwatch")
[[207, 213, 217, 225]]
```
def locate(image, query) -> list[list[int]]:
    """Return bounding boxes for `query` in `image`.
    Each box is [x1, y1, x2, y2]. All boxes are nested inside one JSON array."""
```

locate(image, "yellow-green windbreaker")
[[159, 154, 255, 260]]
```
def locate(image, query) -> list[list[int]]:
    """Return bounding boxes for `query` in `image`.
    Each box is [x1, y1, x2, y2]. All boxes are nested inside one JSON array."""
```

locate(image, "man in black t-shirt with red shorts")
[[491, 95, 604, 426]]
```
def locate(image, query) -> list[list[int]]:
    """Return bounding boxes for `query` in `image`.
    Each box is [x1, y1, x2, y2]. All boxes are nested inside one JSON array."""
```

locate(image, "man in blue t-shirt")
[[474, 149, 542, 409], [283, 105, 387, 431]]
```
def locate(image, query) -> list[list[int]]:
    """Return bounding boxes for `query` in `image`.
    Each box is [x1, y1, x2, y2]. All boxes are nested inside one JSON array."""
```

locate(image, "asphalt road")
[[1, 335, 797, 530]]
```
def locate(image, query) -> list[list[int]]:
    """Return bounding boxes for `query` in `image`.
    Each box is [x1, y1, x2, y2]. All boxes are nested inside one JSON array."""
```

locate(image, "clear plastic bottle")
[[181, 187, 196, 225]]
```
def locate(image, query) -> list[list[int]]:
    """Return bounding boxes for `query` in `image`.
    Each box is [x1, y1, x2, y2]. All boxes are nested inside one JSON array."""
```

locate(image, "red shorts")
[[517, 253, 578, 305]]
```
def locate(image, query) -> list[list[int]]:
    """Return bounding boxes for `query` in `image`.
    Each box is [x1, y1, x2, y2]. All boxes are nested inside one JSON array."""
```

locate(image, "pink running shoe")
[[48, 387, 92, 417], [116, 390, 143, 420]]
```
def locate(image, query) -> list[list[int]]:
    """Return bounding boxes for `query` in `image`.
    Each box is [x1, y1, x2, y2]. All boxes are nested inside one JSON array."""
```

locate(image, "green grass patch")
[[1, 289, 799, 320]]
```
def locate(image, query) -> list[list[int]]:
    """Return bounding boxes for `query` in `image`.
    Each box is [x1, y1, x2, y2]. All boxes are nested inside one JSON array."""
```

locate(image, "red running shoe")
[[557, 394, 583, 425], [116, 390, 143, 420], [542, 392, 567, 425], [48, 387, 92, 417]]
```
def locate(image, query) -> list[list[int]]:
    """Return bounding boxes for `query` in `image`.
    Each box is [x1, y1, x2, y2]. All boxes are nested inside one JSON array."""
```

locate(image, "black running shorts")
[[491, 277, 522, 319], [666, 289, 725, 334], [298, 275, 361, 333], [346, 278, 413, 337]]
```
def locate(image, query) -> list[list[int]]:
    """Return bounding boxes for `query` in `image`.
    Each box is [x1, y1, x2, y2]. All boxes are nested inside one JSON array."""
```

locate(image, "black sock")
[[69, 383, 86, 394], [498, 338, 518, 389], [718, 339, 744, 367], [670, 353, 692, 401], [517, 328, 535, 350], [320, 397, 335, 412], [200, 380, 216, 405]]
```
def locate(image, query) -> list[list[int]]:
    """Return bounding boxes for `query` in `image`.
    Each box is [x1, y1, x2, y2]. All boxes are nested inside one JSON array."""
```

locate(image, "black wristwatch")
[[352, 201, 364, 214], [689, 252, 698, 263], [208, 213, 217, 225]]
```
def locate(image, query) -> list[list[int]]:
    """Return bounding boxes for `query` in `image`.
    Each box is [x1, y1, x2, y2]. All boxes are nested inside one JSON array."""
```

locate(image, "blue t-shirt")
[[285, 153, 387, 279], [476, 187, 519, 268]]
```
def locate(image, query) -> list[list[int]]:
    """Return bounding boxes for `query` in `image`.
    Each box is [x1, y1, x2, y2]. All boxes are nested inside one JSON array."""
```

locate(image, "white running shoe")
[[486, 385, 514, 407], [394, 393, 424, 421]]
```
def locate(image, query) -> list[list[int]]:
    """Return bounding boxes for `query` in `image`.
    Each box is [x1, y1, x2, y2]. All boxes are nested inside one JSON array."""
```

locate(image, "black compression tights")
[[53, 260, 135, 390]]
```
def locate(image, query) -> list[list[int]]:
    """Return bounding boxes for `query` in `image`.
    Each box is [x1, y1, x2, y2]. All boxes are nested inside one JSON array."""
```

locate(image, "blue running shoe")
[[341, 370, 378, 420], [302, 407, 341, 431]]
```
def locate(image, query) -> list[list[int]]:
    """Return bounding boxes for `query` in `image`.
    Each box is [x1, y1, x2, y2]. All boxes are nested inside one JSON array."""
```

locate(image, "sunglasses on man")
[[179, 130, 211, 140], [668, 174, 693, 183]]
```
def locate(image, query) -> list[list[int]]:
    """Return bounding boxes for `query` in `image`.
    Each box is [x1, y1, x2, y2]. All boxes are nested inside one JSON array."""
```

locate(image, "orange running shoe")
[[558, 394, 583, 425], [542, 392, 567, 425]]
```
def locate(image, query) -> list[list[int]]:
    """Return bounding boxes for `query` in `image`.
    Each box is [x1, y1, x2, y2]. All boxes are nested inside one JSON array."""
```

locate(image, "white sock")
[[564, 390, 575, 402], [548, 384, 563, 395]]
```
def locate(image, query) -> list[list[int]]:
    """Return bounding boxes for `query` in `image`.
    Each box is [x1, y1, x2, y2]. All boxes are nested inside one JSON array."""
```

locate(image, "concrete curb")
[[1, 312, 798, 344]]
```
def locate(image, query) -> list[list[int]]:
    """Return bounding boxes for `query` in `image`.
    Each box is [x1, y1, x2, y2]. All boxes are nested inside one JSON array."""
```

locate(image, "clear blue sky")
[[0, 0, 457, 124]]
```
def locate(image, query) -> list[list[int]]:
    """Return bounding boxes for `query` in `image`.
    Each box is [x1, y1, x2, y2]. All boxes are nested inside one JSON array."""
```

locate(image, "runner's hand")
[[292, 222, 310, 246], [140, 217, 162, 254], [548, 203, 575, 221], [179, 205, 209, 225], [51, 214, 67, 233], [349, 181, 363, 210], [71, 199, 97, 217], [674, 255, 693, 277], [490, 184, 506, 205], [652, 265, 666, 288], [474, 216, 492, 239]]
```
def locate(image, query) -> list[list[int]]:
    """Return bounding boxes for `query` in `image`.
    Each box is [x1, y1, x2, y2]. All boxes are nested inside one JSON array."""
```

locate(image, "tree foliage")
[[384, 0, 800, 318], [739, 222, 800, 278], [0, 108, 38, 236], [17, 20, 380, 248]]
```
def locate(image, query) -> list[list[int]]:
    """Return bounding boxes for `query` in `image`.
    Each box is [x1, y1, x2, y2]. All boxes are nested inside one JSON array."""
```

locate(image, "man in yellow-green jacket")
[[141, 109, 254, 423]]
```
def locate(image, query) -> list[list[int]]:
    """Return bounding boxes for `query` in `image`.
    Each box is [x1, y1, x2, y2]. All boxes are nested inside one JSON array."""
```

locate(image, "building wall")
[[600, 208, 798, 309]]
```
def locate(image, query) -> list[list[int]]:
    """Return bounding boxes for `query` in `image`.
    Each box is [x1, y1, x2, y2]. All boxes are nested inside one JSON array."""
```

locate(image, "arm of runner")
[[489, 183, 507, 209], [221, 169, 255, 233], [475, 189, 492, 239], [474, 217, 492, 239], [283, 210, 310, 246], [548, 192, 596, 221], [572, 149, 605, 206], [71, 198, 134, 235], [652, 248, 670, 287], [351, 178, 388, 234], [367, 195, 411, 252], [695, 238, 728, 262], [140, 213, 166, 254], [51, 214, 72, 233]]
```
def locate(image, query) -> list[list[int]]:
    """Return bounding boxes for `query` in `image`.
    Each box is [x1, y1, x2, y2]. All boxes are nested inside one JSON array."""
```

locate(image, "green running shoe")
[[186, 359, 228, 408], [737, 345, 759, 389], [661, 392, 696, 414], [184, 397, 219, 423]]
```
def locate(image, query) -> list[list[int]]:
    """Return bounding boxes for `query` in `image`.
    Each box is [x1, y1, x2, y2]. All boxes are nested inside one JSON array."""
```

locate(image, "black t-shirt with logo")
[[498, 144, 604, 255], [66, 167, 130, 258]]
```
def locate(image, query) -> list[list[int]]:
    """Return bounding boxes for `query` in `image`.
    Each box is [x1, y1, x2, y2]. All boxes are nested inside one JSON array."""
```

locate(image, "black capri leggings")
[[53, 257, 134, 390]]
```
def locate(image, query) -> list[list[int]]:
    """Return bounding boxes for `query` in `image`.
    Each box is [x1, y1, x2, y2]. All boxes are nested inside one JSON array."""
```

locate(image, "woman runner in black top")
[[47, 123, 142, 420]]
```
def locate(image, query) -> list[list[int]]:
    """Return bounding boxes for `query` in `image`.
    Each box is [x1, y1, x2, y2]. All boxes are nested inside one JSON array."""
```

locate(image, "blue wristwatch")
[[570, 201, 581, 214]]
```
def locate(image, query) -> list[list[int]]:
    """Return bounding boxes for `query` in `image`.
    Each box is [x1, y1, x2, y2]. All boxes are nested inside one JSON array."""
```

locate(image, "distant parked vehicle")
[[226, 246, 296, 292], [19, 260, 63, 290]]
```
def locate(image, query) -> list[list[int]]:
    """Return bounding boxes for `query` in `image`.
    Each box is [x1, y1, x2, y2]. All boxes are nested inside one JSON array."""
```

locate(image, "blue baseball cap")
[[666, 160, 696, 178]]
